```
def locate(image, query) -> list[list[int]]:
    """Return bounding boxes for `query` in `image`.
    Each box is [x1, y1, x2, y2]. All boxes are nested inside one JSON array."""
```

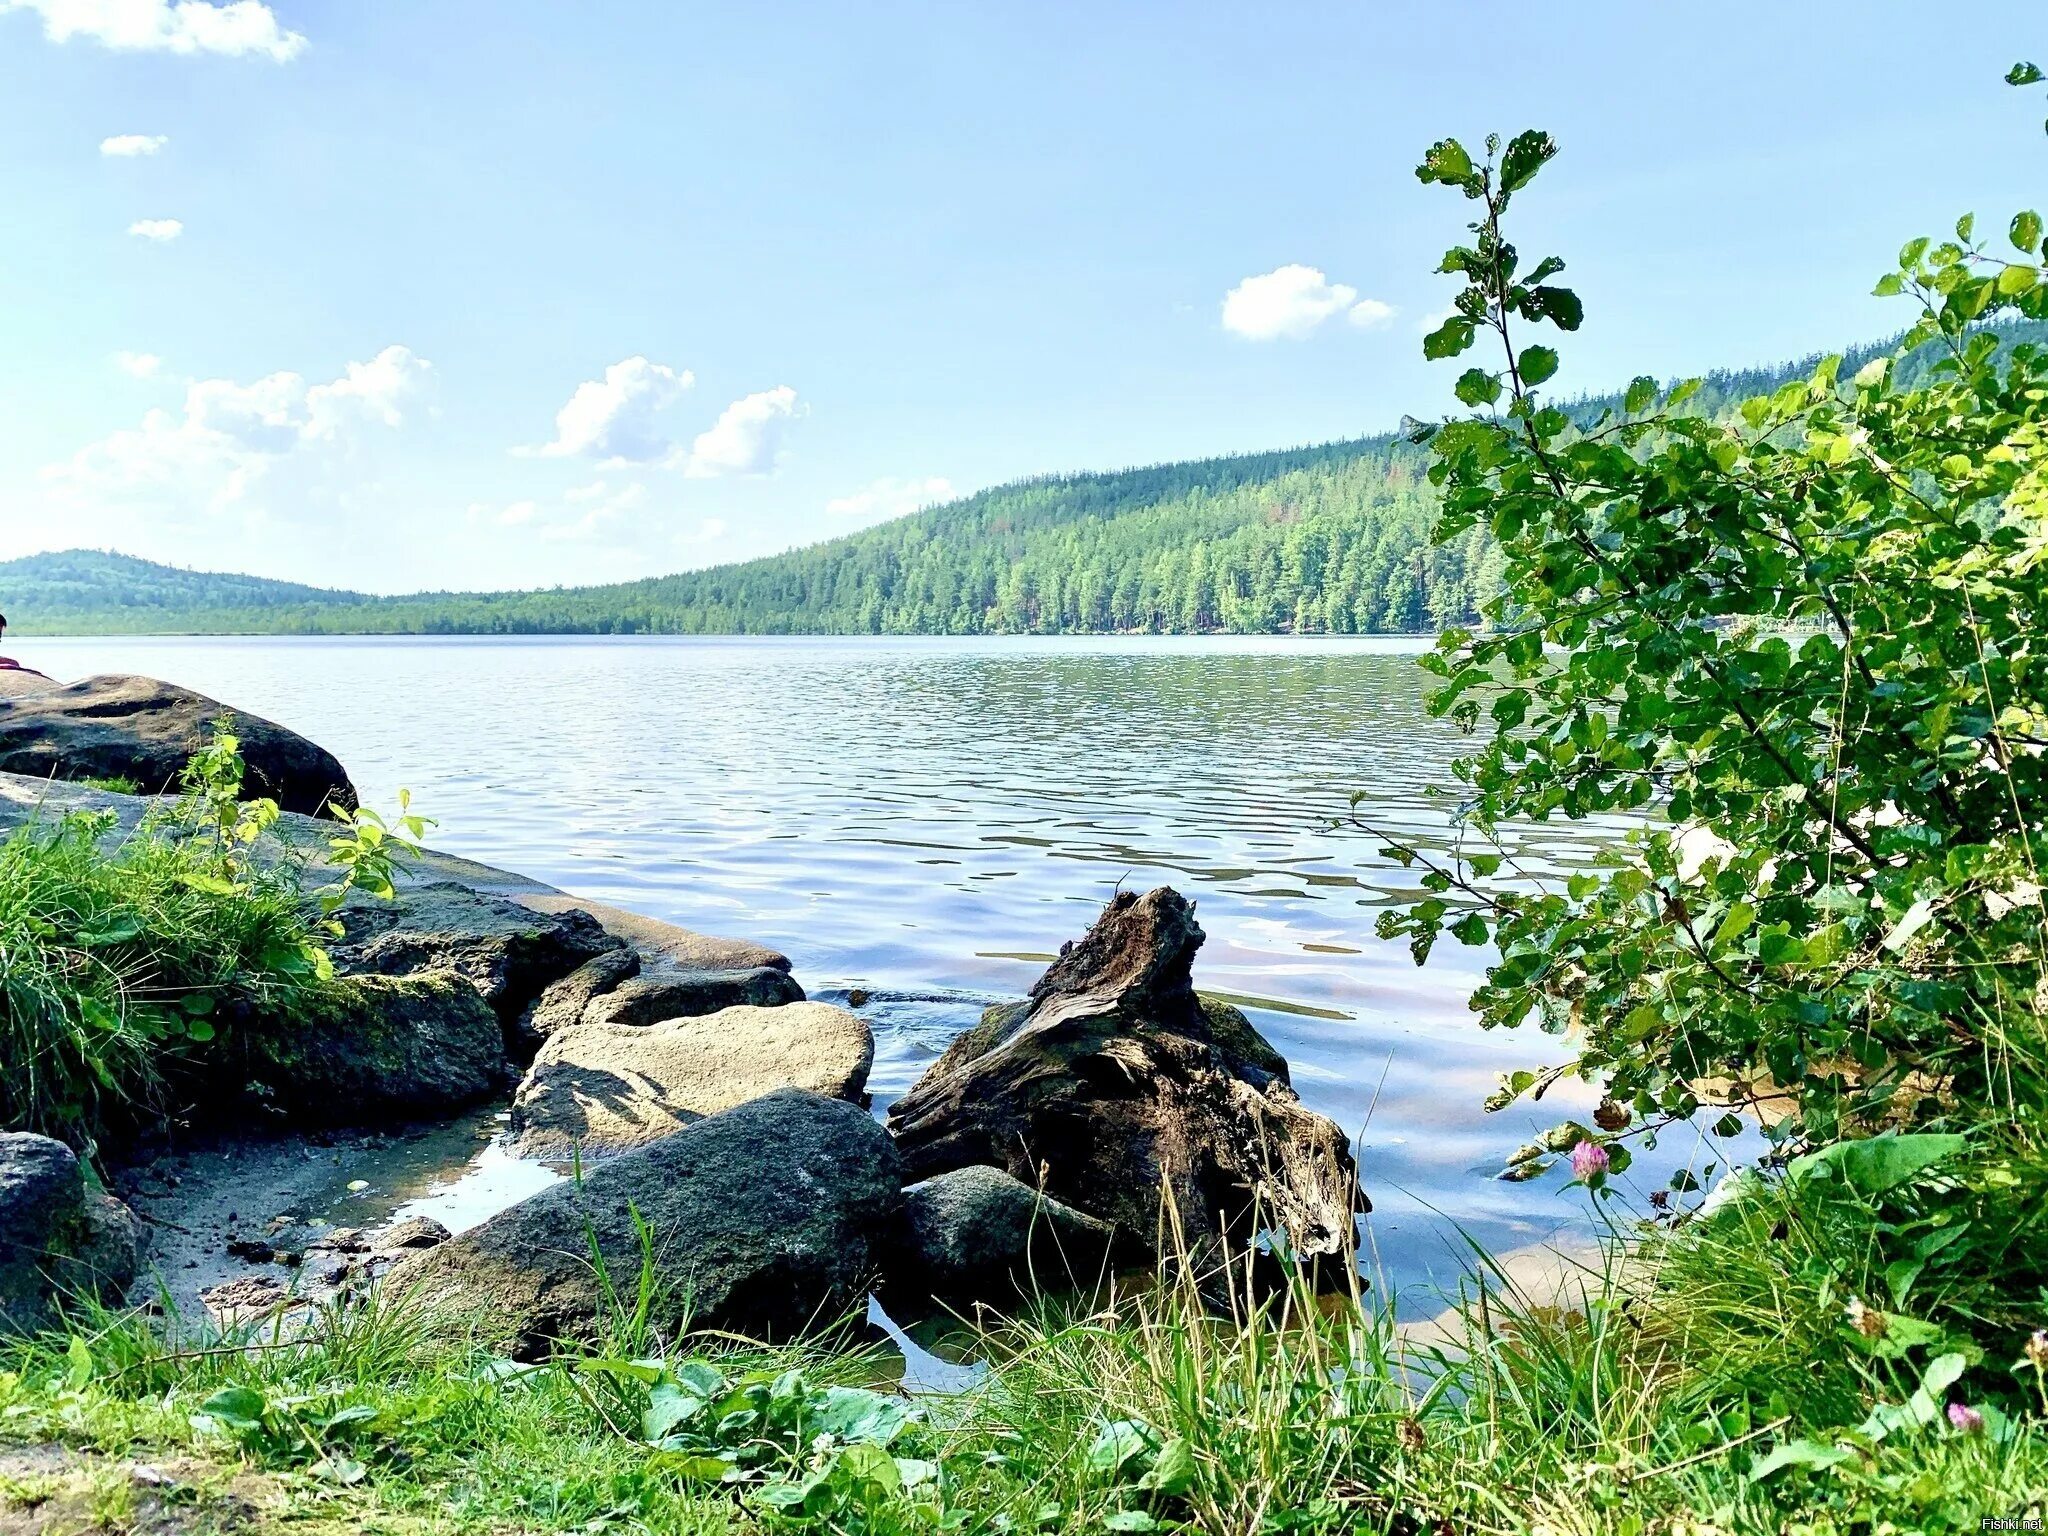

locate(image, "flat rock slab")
[[516, 892, 792, 973], [397, 1089, 901, 1356], [509, 1002, 874, 1163], [0, 673, 356, 815], [579, 965, 805, 1027]]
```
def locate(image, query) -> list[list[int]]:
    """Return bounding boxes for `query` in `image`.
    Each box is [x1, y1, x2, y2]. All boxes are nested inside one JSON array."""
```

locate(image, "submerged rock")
[[0, 1134, 140, 1335], [395, 1089, 901, 1356], [327, 880, 622, 1033], [579, 965, 806, 1028], [239, 971, 505, 1122], [888, 1165, 1115, 1311], [885, 887, 1363, 1272], [507, 1002, 874, 1162], [0, 673, 357, 816]]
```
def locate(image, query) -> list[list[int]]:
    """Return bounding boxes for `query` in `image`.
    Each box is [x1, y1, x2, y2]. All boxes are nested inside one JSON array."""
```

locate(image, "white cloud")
[[685, 385, 799, 478], [694, 517, 728, 542], [113, 351, 161, 378], [100, 133, 167, 157], [127, 218, 183, 242], [45, 345, 430, 523], [1221, 264, 1393, 340], [525, 357, 695, 463], [3, 0, 306, 59], [466, 482, 652, 544], [825, 474, 956, 522]]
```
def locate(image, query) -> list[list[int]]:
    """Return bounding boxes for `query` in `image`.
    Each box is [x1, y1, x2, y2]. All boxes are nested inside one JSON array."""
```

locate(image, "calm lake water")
[[31, 635, 1727, 1303]]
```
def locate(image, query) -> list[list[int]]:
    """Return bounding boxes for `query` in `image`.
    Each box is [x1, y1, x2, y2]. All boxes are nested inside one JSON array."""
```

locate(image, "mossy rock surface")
[[239, 971, 504, 1122]]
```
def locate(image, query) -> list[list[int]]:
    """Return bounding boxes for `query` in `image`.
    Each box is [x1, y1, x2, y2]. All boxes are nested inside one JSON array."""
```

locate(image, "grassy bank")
[[1, 1149, 2042, 1535]]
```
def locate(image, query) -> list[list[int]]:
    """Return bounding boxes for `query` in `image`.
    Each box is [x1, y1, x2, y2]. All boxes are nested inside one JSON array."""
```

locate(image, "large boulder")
[[328, 881, 622, 1032], [0, 674, 356, 816], [0, 1134, 140, 1335], [394, 1090, 901, 1356], [885, 888, 1364, 1272], [508, 1002, 874, 1163], [888, 1165, 1115, 1311], [236, 971, 506, 1123], [580, 966, 805, 1028]]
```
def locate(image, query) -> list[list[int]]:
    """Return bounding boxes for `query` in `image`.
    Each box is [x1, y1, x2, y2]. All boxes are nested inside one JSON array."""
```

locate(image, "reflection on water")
[[33, 634, 1734, 1305]]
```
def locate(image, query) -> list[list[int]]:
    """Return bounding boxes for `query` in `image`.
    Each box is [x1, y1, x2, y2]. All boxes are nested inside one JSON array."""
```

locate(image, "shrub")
[[1380, 74, 2048, 1168]]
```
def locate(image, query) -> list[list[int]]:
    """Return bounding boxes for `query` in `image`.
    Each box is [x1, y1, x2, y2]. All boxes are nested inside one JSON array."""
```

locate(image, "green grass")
[[0, 804, 328, 1148], [2, 1166, 2042, 1536]]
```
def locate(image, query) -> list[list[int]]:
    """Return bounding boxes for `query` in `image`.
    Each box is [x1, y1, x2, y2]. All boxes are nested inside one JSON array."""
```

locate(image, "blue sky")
[[1, 1, 2041, 593]]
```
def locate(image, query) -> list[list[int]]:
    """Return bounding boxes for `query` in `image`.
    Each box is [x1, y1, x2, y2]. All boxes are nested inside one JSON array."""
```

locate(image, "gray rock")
[[0, 673, 356, 816], [518, 895, 792, 974], [580, 966, 805, 1028], [373, 1216, 450, 1251], [886, 887, 1364, 1274], [395, 1089, 902, 1356], [0, 1134, 141, 1334], [508, 1002, 874, 1163], [890, 1165, 1115, 1310], [328, 880, 622, 1029], [518, 947, 643, 1051], [239, 971, 505, 1123]]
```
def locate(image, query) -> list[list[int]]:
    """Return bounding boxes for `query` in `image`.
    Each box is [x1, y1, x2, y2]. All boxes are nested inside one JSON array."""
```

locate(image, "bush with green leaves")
[[1380, 68, 2048, 1173], [0, 723, 427, 1147]]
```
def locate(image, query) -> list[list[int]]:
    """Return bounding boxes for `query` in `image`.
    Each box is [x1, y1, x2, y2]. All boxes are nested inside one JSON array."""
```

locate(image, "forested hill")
[[9, 325, 2038, 638]]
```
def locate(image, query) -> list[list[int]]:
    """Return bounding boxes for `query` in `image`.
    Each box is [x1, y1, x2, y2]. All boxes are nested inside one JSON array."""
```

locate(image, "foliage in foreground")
[[1, 1157, 2044, 1536], [0, 726, 424, 1149], [1382, 77, 2048, 1185]]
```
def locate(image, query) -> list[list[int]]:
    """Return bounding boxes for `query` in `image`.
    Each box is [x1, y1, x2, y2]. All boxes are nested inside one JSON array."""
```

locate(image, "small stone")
[[374, 1216, 451, 1251]]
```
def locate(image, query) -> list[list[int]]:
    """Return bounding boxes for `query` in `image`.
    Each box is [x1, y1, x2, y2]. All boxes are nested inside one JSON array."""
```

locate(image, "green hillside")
[[8, 325, 2036, 638]]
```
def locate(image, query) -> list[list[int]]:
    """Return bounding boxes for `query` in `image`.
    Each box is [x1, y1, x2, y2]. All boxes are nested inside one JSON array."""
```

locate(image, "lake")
[[28, 634, 1718, 1304]]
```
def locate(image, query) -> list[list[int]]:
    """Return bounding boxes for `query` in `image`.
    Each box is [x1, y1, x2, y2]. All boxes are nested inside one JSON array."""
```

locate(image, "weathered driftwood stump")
[[886, 887, 1364, 1275]]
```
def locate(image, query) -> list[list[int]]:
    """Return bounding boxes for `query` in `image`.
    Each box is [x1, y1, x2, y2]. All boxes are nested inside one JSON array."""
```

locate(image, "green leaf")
[[1416, 138, 1475, 187], [1498, 129, 1557, 193], [1788, 1133, 1967, 1195], [1103, 1514, 1160, 1533], [1086, 1419, 1158, 1480], [1519, 345, 1559, 386], [2007, 61, 2044, 87], [1140, 1437, 1197, 1496], [1455, 368, 1502, 407], [1624, 376, 1657, 413], [808, 1386, 912, 1447], [2012, 210, 2043, 254], [1522, 285, 1584, 331], [74, 916, 143, 948], [64, 1337, 93, 1391], [197, 1385, 266, 1432], [1998, 263, 2039, 298], [1424, 317, 1477, 361], [1750, 1438, 1855, 1482]]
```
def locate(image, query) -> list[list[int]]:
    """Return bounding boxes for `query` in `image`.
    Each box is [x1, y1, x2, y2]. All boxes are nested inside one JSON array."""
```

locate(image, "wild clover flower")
[[2026, 1329, 2048, 1370], [1946, 1402, 1985, 1435], [1569, 1140, 1610, 1180]]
